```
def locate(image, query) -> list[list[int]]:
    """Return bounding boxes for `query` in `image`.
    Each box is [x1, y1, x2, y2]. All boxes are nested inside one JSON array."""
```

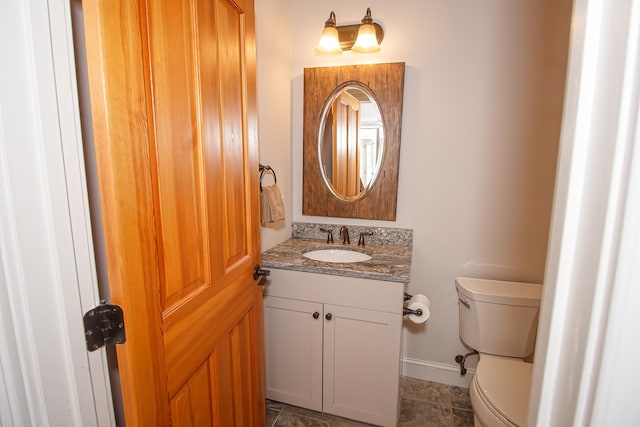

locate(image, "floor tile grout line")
[[399, 394, 452, 407], [447, 385, 455, 427], [268, 377, 471, 427], [268, 407, 282, 427]]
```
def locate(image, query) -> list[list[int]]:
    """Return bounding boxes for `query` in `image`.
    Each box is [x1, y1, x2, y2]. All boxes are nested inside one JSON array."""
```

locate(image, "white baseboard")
[[401, 357, 474, 388]]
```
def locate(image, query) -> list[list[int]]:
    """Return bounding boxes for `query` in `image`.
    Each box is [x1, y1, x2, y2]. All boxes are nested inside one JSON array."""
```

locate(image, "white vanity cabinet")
[[264, 296, 323, 411], [263, 268, 404, 427]]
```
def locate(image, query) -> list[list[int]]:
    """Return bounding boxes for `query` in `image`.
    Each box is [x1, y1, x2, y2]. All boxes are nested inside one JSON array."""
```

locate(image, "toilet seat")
[[470, 355, 533, 427]]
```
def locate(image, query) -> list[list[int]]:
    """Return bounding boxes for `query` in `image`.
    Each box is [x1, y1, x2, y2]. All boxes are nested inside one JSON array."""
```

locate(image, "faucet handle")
[[320, 227, 334, 244], [358, 231, 374, 246], [339, 226, 350, 245]]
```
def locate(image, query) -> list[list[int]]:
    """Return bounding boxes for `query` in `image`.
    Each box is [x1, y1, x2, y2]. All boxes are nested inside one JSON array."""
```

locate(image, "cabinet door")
[[264, 296, 323, 411], [323, 305, 402, 426]]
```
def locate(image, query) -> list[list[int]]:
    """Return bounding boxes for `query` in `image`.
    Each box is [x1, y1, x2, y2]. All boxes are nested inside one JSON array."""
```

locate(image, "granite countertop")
[[261, 238, 412, 283]]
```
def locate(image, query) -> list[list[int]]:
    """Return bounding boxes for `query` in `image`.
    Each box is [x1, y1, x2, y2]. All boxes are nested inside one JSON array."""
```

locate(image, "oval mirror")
[[318, 83, 384, 200]]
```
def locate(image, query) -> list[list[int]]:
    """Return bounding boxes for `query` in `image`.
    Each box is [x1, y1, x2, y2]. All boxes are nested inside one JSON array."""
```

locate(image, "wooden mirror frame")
[[303, 62, 405, 220]]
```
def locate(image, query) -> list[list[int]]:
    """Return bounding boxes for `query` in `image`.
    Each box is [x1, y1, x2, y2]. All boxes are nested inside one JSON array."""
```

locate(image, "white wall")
[[256, 0, 294, 251], [256, 0, 572, 385]]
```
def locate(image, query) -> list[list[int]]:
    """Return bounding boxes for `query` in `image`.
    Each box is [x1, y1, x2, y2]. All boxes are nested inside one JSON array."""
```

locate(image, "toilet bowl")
[[469, 355, 532, 427], [455, 277, 542, 427]]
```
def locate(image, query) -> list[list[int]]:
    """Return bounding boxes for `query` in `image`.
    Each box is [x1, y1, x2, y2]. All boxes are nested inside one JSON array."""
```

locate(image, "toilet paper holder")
[[402, 293, 423, 316], [403, 307, 423, 316]]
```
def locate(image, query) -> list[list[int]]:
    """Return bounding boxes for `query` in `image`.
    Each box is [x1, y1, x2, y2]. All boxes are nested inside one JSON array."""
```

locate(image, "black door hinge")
[[83, 303, 126, 352]]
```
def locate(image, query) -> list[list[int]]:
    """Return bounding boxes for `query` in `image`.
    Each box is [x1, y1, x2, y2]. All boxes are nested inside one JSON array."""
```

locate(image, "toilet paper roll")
[[406, 294, 431, 324]]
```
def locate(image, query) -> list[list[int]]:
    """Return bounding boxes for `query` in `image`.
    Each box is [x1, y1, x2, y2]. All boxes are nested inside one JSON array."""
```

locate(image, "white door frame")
[[0, 0, 113, 425], [528, 0, 640, 424]]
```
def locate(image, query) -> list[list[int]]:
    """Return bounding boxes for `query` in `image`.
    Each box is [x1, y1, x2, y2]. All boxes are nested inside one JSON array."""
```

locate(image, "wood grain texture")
[[147, 0, 209, 309], [332, 92, 361, 198], [303, 63, 405, 220], [170, 362, 213, 426], [82, 1, 169, 424], [82, 0, 264, 424]]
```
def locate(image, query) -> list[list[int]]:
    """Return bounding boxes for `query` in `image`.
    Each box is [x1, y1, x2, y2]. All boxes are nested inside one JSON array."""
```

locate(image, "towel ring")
[[259, 164, 277, 192]]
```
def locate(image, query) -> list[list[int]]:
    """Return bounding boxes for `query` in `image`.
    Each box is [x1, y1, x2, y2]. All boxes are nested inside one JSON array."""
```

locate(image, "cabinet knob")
[[313, 312, 320, 319], [325, 313, 332, 321]]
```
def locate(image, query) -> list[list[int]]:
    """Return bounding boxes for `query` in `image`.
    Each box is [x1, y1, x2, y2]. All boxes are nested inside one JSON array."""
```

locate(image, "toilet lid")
[[475, 355, 533, 427]]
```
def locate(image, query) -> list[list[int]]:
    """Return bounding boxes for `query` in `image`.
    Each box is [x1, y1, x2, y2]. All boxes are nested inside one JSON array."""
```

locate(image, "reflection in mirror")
[[319, 84, 384, 200], [303, 62, 405, 220]]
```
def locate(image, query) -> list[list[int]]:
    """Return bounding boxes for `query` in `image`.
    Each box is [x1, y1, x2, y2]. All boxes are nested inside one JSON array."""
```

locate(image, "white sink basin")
[[303, 248, 372, 263]]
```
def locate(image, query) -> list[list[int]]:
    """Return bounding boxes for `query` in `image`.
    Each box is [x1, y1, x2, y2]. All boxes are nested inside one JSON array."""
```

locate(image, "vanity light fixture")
[[314, 8, 384, 56], [352, 8, 381, 53], [314, 11, 343, 55]]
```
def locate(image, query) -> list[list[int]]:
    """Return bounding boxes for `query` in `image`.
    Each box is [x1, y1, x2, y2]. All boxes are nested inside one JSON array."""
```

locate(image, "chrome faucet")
[[339, 226, 350, 245]]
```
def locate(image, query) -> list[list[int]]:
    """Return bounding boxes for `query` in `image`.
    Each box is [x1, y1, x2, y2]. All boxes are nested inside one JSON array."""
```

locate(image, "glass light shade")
[[314, 26, 342, 55], [352, 23, 380, 53]]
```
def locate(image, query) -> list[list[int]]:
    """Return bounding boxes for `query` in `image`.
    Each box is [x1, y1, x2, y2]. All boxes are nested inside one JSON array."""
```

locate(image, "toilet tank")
[[456, 277, 542, 358]]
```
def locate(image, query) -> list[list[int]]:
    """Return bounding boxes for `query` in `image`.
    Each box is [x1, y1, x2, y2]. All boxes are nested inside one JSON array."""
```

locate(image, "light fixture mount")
[[325, 11, 337, 28], [337, 22, 384, 51], [314, 8, 384, 55]]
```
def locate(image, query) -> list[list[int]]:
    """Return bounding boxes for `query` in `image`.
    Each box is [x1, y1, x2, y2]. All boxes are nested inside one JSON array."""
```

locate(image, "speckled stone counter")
[[261, 237, 412, 283]]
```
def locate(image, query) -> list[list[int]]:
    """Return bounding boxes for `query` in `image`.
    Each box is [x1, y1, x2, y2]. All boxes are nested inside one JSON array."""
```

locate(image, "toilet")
[[456, 277, 542, 427]]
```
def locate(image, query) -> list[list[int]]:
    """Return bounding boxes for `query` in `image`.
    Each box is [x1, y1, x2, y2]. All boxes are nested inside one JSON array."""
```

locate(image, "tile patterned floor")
[[266, 377, 474, 427]]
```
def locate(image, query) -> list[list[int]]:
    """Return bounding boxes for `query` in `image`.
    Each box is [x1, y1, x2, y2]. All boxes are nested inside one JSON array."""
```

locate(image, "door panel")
[[218, 0, 250, 264], [147, 0, 210, 309], [323, 304, 401, 425], [81, 0, 264, 424], [263, 296, 323, 411], [208, 296, 262, 426], [171, 362, 214, 427], [332, 93, 361, 198]]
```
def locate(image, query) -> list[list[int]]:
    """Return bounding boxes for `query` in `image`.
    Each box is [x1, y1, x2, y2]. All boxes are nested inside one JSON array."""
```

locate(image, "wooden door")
[[332, 92, 361, 198], [81, 0, 264, 425]]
